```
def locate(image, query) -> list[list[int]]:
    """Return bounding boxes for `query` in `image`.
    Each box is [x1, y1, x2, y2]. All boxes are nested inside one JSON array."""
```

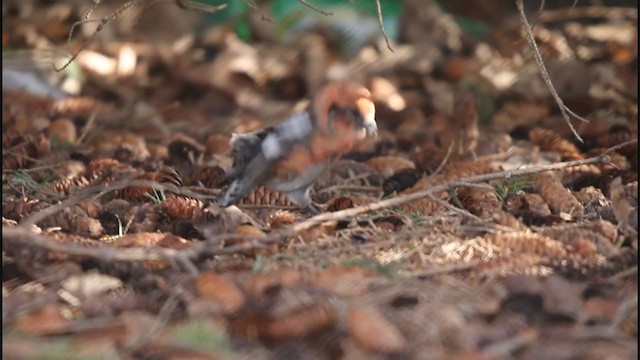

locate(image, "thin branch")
[[426, 193, 485, 224], [238, 0, 273, 22], [601, 138, 638, 155], [375, 0, 394, 52], [516, 0, 588, 142], [2, 226, 282, 263], [433, 142, 455, 176], [5, 154, 617, 266], [56, 0, 227, 72], [285, 154, 610, 235], [298, 0, 333, 16], [56, 0, 146, 72]]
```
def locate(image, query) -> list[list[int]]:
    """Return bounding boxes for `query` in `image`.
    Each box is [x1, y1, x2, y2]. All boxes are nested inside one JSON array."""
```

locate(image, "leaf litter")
[[2, 1, 638, 359]]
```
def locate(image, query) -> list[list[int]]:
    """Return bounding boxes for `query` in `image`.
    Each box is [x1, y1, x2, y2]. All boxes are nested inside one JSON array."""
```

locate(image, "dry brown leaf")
[[205, 133, 231, 155], [196, 272, 246, 314], [47, 118, 77, 144], [14, 305, 69, 335], [366, 156, 415, 179], [314, 266, 376, 298], [262, 301, 336, 343], [241, 269, 305, 297], [347, 307, 406, 354]]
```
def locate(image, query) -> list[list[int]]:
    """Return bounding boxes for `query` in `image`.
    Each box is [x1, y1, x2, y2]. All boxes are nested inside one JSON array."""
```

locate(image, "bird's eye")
[[346, 108, 361, 120], [328, 104, 340, 117], [328, 105, 363, 126]]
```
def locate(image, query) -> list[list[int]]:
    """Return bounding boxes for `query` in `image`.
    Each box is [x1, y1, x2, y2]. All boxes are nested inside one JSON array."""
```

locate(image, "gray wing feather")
[[219, 111, 314, 206]]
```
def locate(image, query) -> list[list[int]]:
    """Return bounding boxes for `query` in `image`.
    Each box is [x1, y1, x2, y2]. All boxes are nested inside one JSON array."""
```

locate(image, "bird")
[[218, 80, 378, 212]]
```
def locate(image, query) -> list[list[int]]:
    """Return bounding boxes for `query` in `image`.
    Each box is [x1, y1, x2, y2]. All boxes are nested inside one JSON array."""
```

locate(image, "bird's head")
[[313, 81, 378, 139]]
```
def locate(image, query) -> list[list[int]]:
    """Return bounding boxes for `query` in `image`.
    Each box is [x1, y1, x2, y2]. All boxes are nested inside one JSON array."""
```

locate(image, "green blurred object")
[[197, 0, 403, 44]]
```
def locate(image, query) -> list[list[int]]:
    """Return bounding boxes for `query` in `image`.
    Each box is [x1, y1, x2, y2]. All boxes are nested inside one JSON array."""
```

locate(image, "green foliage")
[[198, 0, 403, 42], [341, 257, 397, 277], [49, 134, 76, 150], [493, 176, 533, 201], [8, 170, 44, 193], [145, 186, 167, 204], [170, 319, 233, 354]]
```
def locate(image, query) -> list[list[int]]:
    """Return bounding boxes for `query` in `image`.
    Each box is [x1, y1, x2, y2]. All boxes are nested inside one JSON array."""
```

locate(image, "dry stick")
[[56, 0, 147, 72], [2, 226, 277, 262], [375, 0, 394, 52], [83, 0, 103, 20], [238, 0, 274, 22], [602, 138, 638, 155], [426, 193, 485, 224], [4, 154, 612, 264], [433, 142, 455, 176], [55, 0, 227, 72], [19, 177, 220, 227], [516, 0, 588, 143], [285, 154, 610, 235], [127, 294, 180, 351], [76, 105, 99, 146], [298, 0, 333, 16]]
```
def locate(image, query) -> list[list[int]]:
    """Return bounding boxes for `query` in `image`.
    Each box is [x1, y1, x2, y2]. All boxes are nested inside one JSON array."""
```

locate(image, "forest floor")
[[2, 1, 638, 359]]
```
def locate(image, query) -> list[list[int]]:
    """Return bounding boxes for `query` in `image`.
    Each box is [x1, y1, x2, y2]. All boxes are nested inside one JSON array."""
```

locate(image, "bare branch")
[[516, 0, 588, 142], [286, 154, 610, 234], [298, 0, 333, 16], [56, 0, 147, 72], [56, 0, 228, 72], [433, 142, 455, 176], [375, 0, 394, 52]]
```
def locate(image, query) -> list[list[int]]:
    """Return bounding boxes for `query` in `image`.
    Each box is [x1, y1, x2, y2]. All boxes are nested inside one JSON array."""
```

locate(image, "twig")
[[56, 0, 227, 72], [128, 294, 179, 351], [483, 328, 539, 357], [5, 155, 615, 266], [298, 0, 332, 16], [516, 0, 588, 142], [238, 0, 273, 22], [76, 105, 99, 146], [19, 178, 218, 227], [601, 138, 638, 155], [375, 0, 394, 52], [2, 226, 282, 262], [56, 0, 146, 72], [426, 193, 485, 224], [285, 154, 610, 235], [433, 142, 455, 176], [82, 0, 102, 20], [608, 266, 638, 282]]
